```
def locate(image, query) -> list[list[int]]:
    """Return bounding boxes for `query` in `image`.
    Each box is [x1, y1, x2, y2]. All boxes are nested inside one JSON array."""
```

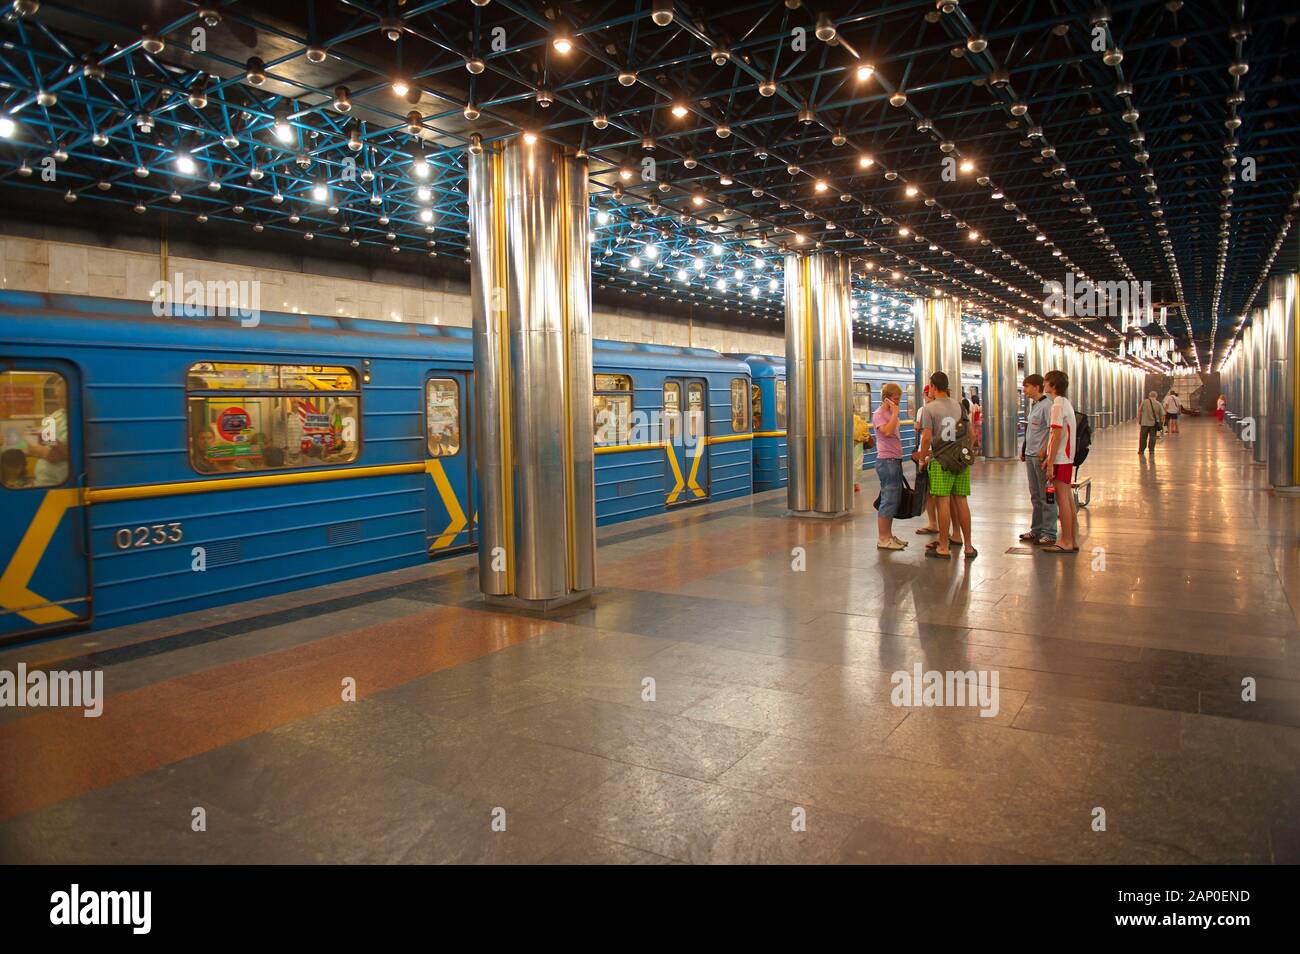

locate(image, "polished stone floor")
[[1, 418, 1297, 864]]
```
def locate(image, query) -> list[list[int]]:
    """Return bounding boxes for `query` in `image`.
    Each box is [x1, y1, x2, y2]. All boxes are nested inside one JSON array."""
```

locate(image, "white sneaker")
[[877, 538, 906, 550]]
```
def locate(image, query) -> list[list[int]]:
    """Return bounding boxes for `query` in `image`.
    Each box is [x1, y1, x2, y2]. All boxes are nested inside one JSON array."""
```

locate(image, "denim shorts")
[[876, 457, 904, 517]]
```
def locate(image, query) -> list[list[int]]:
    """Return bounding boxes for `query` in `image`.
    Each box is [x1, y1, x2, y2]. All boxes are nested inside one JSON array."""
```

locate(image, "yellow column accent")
[[802, 256, 815, 498], [559, 153, 578, 589], [492, 149, 516, 591], [0, 488, 83, 625]]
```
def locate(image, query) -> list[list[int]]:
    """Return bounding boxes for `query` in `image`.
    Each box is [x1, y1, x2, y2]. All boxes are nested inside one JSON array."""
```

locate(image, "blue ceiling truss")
[[1, 0, 1296, 369]]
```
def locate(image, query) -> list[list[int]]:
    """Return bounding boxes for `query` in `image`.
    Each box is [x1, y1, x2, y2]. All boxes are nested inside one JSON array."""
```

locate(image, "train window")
[[906, 383, 916, 415], [775, 380, 787, 428], [594, 373, 632, 392], [730, 378, 749, 432], [686, 383, 706, 441], [186, 362, 360, 474], [0, 370, 69, 489], [188, 362, 356, 391], [751, 384, 762, 430], [853, 381, 872, 418], [662, 381, 681, 441], [594, 394, 632, 445], [426, 379, 461, 457], [595, 373, 634, 445]]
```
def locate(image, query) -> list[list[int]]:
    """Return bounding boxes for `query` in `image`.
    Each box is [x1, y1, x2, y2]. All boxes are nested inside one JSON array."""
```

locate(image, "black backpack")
[[1073, 411, 1092, 468]]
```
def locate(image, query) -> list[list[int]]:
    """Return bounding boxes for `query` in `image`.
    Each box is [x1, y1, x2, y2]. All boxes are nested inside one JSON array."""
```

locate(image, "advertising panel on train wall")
[[207, 400, 262, 459]]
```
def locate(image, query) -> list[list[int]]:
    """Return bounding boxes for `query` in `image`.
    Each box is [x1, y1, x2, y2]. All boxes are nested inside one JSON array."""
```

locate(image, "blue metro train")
[[0, 291, 933, 643]]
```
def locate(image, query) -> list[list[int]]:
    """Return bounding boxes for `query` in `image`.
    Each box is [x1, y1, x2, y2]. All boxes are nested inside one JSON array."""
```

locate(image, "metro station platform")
[[1, 419, 1297, 865]]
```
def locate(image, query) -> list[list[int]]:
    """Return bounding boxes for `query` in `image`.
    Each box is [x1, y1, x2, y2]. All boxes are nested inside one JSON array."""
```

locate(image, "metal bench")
[[1072, 476, 1093, 509]]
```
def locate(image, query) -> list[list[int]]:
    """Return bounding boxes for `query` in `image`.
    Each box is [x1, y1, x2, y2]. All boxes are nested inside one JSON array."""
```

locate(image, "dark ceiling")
[[1, 0, 1296, 369]]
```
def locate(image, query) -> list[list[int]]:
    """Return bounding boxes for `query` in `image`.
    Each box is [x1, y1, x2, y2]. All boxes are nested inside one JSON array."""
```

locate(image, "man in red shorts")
[[1040, 369, 1078, 553]]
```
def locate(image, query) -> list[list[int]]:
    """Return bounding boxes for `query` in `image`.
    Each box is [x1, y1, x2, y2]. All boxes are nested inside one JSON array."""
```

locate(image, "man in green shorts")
[[911, 370, 974, 559]]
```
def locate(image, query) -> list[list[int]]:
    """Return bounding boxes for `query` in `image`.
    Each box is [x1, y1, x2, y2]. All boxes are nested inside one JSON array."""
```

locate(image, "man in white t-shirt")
[[1162, 391, 1182, 434], [1040, 369, 1077, 553]]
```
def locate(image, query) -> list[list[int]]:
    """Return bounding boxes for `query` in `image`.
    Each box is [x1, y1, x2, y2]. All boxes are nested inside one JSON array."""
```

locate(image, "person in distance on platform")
[[1040, 370, 1078, 553], [1018, 374, 1056, 547], [913, 385, 941, 537], [915, 371, 975, 560], [873, 383, 907, 550], [1215, 394, 1226, 427], [1138, 390, 1162, 454], [1162, 389, 1182, 434]]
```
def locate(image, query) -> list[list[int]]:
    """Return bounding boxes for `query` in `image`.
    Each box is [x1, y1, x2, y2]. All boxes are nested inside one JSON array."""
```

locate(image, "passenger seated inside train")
[[1, 447, 30, 488]]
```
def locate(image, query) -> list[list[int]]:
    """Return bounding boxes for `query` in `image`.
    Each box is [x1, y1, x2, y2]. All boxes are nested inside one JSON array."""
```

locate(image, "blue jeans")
[[1025, 458, 1057, 540], [876, 457, 903, 518]]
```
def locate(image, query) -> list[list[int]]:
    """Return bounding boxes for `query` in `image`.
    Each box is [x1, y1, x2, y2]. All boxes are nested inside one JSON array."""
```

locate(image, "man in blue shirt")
[[1019, 374, 1057, 545]]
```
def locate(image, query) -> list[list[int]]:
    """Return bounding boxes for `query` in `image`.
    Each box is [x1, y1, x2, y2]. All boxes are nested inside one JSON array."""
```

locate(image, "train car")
[[0, 291, 751, 642], [740, 355, 788, 492], [593, 343, 753, 523], [732, 355, 918, 491]]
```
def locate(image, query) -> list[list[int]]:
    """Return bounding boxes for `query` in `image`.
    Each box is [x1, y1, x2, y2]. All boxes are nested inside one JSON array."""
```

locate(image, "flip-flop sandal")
[[964, 548, 978, 560], [916, 527, 939, 535], [925, 540, 943, 550], [1034, 536, 1057, 545], [925, 548, 952, 559], [1018, 532, 1038, 542], [1041, 544, 1078, 554]]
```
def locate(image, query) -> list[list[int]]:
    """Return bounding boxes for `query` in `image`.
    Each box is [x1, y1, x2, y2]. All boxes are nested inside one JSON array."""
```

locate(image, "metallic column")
[[1266, 273, 1299, 492], [1022, 332, 1055, 380], [1105, 362, 1117, 427], [468, 135, 596, 608], [1242, 320, 1256, 445], [1101, 359, 1110, 423], [1253, 304, 1270, 464], [1079, 351, 1095, 420], [1062, 345, 1082, 411], [785, 252, 853, 515], [914, 292, 964, 407], [981, 318, 1018, 459]]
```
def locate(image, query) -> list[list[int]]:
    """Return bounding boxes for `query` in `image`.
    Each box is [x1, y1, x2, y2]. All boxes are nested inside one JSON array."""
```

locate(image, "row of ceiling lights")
[[0, 0, 1177, 372]]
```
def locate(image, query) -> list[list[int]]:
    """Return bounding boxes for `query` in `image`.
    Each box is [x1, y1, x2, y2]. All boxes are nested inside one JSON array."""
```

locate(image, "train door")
[[663, 377, 709, 505], [0, 361, 90, 642], [423, 371, 474, 554]]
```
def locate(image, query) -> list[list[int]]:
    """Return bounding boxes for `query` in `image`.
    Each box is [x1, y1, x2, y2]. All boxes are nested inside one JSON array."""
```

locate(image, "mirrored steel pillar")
[[1108, 363, 1118, 425], [1266, 272, 1299, 493], [1062, 345, 1082, 411], [1022, 332, 1054, 381], [914, 292, 964, 409], [1242, 320, 1257, 446], [1078, 351, 1095, 421], [468, 135, 596, 609], [785, 252, 853, 516], [1253, 304, 1270, 464], [981, 318, 1018, 459]]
